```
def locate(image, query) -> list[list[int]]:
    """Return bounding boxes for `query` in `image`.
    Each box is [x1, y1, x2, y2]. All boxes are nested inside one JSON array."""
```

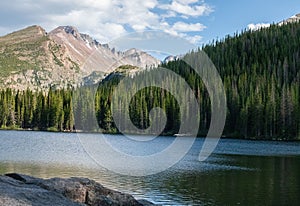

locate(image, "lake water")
[[0, 130, 300, 205]]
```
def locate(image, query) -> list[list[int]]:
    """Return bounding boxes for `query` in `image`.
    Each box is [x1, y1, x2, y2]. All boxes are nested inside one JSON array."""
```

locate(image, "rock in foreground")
[[0, 173, 155, 206]]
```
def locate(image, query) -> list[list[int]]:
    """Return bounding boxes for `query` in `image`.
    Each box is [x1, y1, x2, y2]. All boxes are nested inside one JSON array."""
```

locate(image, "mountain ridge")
[[0, 25, 160, 90], [279, 13, 300, 25]]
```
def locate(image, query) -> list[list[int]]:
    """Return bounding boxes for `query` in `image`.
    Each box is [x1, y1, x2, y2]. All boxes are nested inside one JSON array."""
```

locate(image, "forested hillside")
[[0, 21, 299, 140], [202, 22, 300, 139]]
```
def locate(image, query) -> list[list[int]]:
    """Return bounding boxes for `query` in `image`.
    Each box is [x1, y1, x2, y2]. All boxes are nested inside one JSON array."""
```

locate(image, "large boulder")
[[0, 173, 155, 206]]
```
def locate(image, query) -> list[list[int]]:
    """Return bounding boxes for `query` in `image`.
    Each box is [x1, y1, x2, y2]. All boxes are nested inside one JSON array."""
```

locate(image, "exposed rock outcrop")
[[0, 173, 155, 206]]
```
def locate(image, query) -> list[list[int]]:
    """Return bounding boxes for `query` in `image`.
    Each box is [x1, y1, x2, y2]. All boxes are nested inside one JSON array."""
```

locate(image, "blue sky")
[[201, 0, 300, 44], [0, 0, 299, 47]]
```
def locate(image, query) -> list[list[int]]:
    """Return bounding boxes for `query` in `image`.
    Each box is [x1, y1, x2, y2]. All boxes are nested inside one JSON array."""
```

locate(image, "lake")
[[0, 130, 300, 205]]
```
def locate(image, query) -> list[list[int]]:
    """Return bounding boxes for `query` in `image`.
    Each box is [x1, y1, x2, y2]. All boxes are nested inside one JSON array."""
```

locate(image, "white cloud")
[[247, 23, 270, 31], [161, 11, 177, 19], [172, 22, 206, 32], [102, 23, 127, 37], [175, 0, 200, 5], [33, 0, 161, 42], [159, 1, 212, 17], [186, 35, 203, 44], [79, 0, 112, 10], [0, 0, 211, 45]]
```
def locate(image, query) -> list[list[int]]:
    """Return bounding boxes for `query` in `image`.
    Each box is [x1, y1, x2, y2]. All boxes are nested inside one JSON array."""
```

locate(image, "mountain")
[[279, 13, 300, 25], [163, 55, 181, 63], [0, 25, 160, 90]]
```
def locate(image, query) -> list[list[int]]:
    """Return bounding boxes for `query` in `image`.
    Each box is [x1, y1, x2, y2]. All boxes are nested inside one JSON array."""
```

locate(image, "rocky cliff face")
[[0, 25, 160, 90]]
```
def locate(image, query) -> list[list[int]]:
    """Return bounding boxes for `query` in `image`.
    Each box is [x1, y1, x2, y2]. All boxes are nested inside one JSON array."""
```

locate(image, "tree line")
[[0, 21, 299, 140]]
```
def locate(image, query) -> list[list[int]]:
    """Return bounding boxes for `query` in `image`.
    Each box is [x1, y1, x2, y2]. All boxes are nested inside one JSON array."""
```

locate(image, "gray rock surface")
[[0, 173, 155, 206]]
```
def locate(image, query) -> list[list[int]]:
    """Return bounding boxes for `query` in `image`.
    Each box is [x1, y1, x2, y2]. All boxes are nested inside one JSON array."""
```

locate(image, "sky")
[[0, 0, 300, 48]]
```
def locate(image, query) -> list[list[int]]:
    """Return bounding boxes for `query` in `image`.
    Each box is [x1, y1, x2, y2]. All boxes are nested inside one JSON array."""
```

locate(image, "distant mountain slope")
[[279, 13, 300, 25], [0, 25, 160, 90]]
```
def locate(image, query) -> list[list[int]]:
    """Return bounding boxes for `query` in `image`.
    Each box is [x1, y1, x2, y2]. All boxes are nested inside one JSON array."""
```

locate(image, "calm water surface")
[[0, 130, 300, 205]]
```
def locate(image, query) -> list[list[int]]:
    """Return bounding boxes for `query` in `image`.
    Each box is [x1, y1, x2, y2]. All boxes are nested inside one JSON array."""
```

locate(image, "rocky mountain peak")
[[50, 26, 81, 39], [50, 26, 104, 48], [63, 26, 80, 35], [278, 13, 300, 25], [80, 33, 101, 47], [125, 48, 139, 55], [29, 25, 47, 36], [285, 13, 300, 22], [163, 55, 182, 63], [0, 25, 47, 45]]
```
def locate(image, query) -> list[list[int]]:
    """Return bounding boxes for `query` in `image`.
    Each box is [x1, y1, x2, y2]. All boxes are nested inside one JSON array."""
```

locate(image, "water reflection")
[[1, 155, 300, 205], [0, 131, 300, 205]]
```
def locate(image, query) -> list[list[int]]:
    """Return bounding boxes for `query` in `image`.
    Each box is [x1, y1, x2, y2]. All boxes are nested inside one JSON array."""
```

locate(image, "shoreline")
[[0, 128, 299, 142]]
